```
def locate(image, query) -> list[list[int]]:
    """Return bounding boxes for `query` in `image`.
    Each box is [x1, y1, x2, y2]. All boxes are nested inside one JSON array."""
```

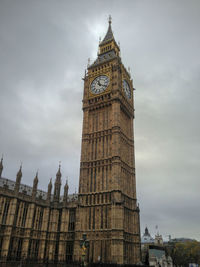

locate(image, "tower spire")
[[101, 16, 114, 45]]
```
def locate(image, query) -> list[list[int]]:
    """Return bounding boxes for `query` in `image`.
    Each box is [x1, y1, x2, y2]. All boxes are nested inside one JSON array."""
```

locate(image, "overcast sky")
[[0, 0, 200, 241]]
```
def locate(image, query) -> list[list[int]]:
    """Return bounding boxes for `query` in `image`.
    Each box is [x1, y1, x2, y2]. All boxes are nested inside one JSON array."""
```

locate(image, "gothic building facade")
[[0, 18, 141, 265]]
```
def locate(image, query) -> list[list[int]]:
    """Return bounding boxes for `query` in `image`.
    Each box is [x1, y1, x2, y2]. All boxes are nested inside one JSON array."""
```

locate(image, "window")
[[68, 209, 75, 231], [2, 199, 10, 224]]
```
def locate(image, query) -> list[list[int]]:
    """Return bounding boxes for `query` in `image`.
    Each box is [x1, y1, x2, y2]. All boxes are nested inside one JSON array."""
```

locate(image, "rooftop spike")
[[0, 154, 3, 178], [108, 15, 112, 24], [100, 16, 114, 45]]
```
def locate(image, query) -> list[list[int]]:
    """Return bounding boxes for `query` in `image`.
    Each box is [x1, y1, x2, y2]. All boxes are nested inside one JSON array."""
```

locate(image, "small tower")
[[15, 164, 22, 193], [53, 164, 62, 203], [32, 171, 38, 199], [63, 179, 69, 203], [0, 156, 3, 178], [47, 178, 52, 202]]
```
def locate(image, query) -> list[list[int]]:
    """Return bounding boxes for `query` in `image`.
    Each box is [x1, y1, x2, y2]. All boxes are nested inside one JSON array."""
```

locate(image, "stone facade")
[[0, 18, 141, 265], [0, 164, 78, 264], [74, 18, 141, 264]]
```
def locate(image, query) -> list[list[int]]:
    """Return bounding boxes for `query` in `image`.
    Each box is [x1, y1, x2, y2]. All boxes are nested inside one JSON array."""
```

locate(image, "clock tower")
[[74, 17, 141, 264]]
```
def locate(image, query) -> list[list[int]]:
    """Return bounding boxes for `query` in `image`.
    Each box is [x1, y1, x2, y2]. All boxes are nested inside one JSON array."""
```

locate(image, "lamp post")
[[80, 233, 89, 266]]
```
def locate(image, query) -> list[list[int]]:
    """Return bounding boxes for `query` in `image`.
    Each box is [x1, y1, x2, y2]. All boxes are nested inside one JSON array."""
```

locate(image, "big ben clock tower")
[[74, 17, 141, 264]]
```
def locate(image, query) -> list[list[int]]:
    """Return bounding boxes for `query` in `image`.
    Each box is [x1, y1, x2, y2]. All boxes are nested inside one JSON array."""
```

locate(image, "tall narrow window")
[[89, 207, 91, 230], [105, 206, 108, 229], [21, 202, 28, 227], [2, 199, 10, 224], [102, 167, 104, 190], [94, 168, 96, 192], [101, 206, 103, 229], [90, 168, 93, 192], [92, 207, 95, 229], [66, 241, 73, 262], [102, 136, 104, 158], [38, 208, 43, 230], [68, 209, 75, 231], [16, 238, 23, 261]]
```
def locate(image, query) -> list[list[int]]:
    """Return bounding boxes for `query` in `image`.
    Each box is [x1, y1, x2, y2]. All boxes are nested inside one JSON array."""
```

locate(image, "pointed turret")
[[0, 156, 3, 178], [47, 178, 52, 202], [89, 16, 120, 69], [15, 164, 22, 192], [100, 15, 114, 45], [53, 164, 62, 202], [32, 171, 38, 199], [63, 179, 69, 203]]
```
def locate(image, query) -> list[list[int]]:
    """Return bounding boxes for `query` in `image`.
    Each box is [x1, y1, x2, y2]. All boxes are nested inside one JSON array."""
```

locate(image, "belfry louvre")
[[0, 18, 141, 265]]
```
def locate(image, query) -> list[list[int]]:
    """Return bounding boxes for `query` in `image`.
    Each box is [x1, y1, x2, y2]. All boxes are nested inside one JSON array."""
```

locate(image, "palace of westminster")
[[0, 18, 141, 265]]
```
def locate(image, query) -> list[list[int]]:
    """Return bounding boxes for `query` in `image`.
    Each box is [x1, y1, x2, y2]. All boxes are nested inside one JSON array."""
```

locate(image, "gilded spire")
[[0, 155, 3, 178]]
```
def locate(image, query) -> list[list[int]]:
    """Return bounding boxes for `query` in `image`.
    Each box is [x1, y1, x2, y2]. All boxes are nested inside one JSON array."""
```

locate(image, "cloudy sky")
[[0, 0, 200, 241]]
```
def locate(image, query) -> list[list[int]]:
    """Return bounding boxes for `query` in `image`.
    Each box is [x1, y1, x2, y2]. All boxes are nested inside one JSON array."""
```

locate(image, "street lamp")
[[80, 233, 89, 266]]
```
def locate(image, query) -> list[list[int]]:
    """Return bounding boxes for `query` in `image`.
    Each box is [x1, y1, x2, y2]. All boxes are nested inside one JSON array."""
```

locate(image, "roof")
[[101, 21, 114, 45], [89, 50, 118, 68], [0, 177, 78, 202], [149, 248, 165, 259]]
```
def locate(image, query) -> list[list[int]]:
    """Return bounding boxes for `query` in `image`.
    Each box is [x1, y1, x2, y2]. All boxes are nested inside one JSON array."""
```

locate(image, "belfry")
[[74, 17, 141, 264]]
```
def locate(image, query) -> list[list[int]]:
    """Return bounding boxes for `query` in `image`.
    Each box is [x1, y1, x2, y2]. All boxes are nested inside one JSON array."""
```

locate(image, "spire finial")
[[108, 15, 112, 24]]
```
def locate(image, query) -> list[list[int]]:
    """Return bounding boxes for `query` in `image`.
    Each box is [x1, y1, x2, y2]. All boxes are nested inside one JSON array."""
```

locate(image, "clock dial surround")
[[123, 79, 131, 99], [90, 75, 109, 95]]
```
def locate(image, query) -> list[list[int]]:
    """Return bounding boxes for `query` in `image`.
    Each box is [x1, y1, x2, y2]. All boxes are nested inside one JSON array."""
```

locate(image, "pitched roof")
[[101, 21, 114, 44]]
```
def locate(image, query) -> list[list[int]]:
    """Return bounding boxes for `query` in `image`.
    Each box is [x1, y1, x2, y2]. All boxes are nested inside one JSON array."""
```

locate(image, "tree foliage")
[[167, 241, 200, 267]]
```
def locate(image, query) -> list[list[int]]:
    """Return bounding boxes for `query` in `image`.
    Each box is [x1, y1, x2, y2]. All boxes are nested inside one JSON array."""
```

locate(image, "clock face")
[[90, 75, 109, 95], [123, 79, 131, 99]]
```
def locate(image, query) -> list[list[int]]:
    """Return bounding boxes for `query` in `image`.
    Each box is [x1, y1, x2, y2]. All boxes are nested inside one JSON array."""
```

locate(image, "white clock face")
[[90, 75, 109, 95], [123, 79, 131, 99]]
